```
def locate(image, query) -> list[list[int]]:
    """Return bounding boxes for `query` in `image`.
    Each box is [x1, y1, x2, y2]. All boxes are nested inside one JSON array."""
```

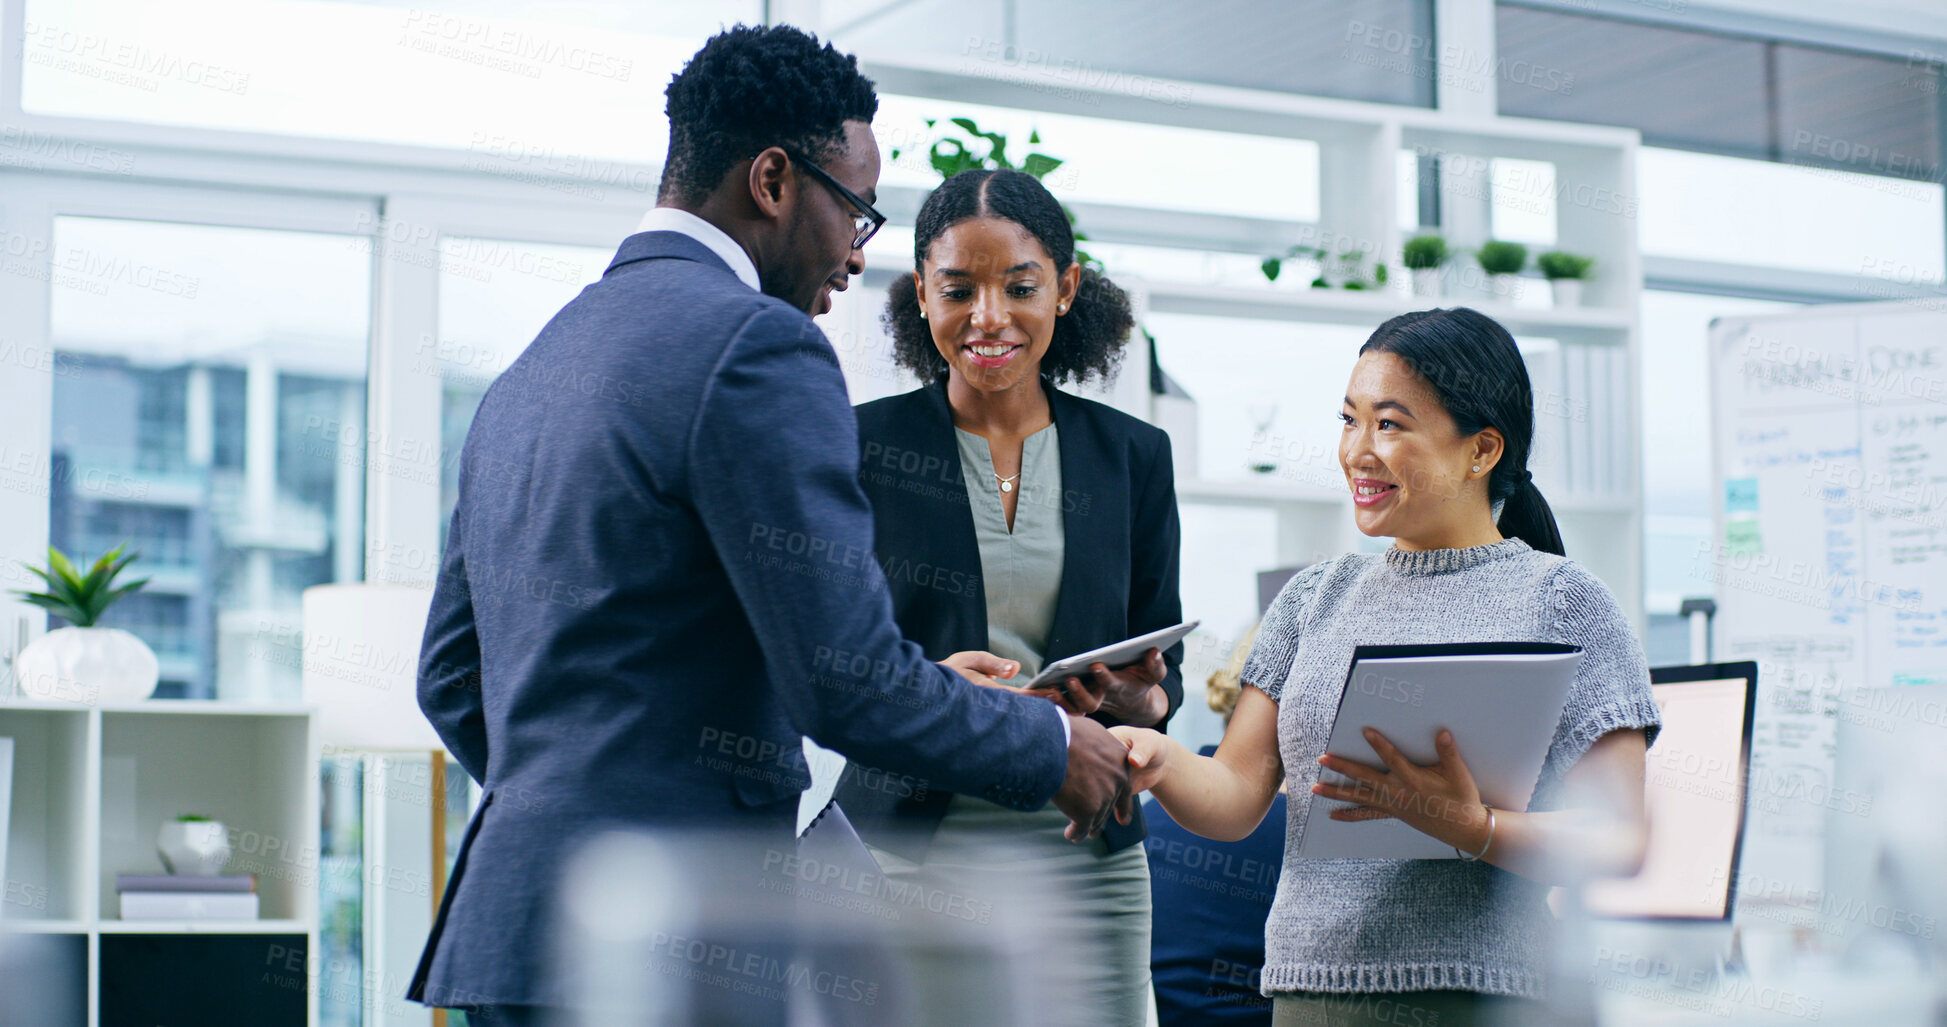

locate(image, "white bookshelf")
[[1144, 281, 1635, 337], [0, 699, 319, 1026]]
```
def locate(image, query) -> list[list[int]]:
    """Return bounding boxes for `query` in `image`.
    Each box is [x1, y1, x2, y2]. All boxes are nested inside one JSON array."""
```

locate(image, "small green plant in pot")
[[1261, 245, 1387, 291], [1475, 240, 1528, 300], [1402, 234, 1449, 298], [1259, 243, 1322, 286], [1336, 250, 1389, 291], [158, 813, 232, 876], [1537, 250, 1595, 308], [10, 543, 157, 704]]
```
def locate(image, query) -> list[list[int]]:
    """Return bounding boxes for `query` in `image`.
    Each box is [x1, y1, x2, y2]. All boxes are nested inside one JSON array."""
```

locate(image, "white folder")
[[1297, 642, 1582, 860]]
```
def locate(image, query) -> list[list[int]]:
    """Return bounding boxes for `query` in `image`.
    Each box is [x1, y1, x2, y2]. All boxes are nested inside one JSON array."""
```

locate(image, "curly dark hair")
[[886, 169, 1134, 387], [659, 25, 878, 206]]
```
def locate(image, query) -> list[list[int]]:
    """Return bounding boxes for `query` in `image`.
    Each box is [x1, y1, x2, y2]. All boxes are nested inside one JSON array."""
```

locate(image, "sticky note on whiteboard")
[[1725, 520, 1762, 556], [1725, 477, 1759, 513]]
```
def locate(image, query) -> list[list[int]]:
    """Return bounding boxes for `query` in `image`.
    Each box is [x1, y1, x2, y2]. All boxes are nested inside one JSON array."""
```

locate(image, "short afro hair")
[[886, 169, 1134, 387], [659, 25, 878, 206]]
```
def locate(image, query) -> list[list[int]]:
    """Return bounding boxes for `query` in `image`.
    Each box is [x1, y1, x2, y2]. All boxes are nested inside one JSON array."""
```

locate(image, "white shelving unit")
[[862, 55, 1647, 631], [0, 699, 319, 1026]]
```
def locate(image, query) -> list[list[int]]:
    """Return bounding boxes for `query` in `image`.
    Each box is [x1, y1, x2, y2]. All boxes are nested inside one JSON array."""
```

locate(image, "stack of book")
[[116, 874, 259, 920]]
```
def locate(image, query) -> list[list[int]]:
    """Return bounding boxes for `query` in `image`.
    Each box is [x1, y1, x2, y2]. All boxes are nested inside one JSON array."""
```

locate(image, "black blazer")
[[836, 379, 1185, 857]]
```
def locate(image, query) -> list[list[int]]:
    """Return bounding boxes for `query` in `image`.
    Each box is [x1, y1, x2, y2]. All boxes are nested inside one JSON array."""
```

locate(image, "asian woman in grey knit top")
[[1114, 308, 1663, 1026]]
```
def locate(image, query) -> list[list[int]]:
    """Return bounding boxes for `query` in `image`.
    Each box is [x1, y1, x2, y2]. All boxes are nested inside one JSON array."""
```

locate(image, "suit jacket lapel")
[[1043, 387, 1104, 664], [920, 380, 989, 652]]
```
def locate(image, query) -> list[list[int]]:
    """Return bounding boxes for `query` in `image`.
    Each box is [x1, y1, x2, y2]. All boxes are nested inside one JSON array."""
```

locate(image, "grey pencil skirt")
[[868, 794, 1152, 1027]]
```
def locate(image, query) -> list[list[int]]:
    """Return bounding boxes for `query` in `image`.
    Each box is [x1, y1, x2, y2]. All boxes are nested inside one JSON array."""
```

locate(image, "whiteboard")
[[1708, 302, 1947, 904]]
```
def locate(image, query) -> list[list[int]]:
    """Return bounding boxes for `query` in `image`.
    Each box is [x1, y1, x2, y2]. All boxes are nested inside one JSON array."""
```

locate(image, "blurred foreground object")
[[551, 826, 1082, 1026]]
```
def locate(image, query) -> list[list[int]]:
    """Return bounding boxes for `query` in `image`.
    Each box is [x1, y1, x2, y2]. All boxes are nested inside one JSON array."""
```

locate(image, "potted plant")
[[1262, 245, 1387, 291], [1402, 234, 1449, 298], [1475, 240, 1528, 300], [11, 544, 156, 704], [1537, 250, 1595, 308], [1334, 251, 1389, 292], [158, 813, 232, 876], [1259, 243, 1322, 288]]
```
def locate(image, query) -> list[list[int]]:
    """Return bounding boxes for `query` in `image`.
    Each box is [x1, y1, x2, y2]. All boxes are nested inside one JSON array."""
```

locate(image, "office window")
[[1173, 504, 1281, 754], [436, 237, 611, 540], [1149, 314, 1368, 487], [1489, 157, 1557, 247], [1398, 149, 1427, 232], [1083, 241, 1298, 289], [47, 216, 371, 701], [1496, 4, 1943, 182], [22, 0, 757, 171], [317, 755, 363, 1027], [876, 94, 1322, 223], [1399, 150, 1561, 262], [1639, 147, 1944, 282], [814, 275, 924, 407], [861, 223, 918, 280], [832, 0, 1438, 107]]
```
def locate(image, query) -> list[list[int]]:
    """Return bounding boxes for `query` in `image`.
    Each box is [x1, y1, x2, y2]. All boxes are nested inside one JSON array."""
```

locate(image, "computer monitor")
[[1584, 661, 1758, 921]]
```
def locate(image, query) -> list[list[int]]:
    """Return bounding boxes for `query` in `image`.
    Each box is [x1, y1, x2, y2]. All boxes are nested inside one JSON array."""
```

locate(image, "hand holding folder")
[[1297, 642, 1582, 860]]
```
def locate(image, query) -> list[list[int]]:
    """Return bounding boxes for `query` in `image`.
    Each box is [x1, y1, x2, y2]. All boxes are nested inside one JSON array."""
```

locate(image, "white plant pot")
[[1550, 278, 1585, 308], [1410, 268, 1442, 298], [157, 820, 232, 876], [15, 626, 159, 704], [1488, 272, 1521, 300]]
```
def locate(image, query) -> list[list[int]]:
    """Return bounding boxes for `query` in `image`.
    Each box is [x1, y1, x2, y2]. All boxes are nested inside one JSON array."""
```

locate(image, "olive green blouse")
[[953, 424, 1065, 679]]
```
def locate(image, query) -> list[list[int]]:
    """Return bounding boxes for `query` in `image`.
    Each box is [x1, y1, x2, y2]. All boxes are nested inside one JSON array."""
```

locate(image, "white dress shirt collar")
[[634, 206, 761, 293]]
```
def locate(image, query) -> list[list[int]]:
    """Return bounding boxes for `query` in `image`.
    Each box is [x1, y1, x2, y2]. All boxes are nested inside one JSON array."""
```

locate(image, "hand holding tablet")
[[1024, 620, 1200, 690], [1018, 621, 1199, 721]]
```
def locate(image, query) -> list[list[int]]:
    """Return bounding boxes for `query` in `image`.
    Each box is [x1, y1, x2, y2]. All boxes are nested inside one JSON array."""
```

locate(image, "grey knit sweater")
[[1241, 538, 1662, 999]]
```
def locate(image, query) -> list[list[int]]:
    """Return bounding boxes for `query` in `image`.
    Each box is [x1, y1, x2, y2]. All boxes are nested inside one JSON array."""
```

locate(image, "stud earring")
[[1472, 465, 1481, 473], [1057, 303, 1067, 313], [919, 309, 927, 320]]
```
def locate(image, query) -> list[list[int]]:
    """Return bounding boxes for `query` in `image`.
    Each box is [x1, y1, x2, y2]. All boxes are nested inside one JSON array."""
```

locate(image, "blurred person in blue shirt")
[[1146, 627, 1286, 1026]]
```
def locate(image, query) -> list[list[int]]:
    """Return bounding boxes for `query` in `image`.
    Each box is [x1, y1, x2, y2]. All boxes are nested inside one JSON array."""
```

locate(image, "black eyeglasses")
[[784, 149, 886, 251]]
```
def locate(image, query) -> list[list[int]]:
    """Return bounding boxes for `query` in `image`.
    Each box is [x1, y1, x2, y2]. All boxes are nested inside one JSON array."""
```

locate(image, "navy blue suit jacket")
[[834, 381, 1184, 858], [408, 231, 1070, 1008]]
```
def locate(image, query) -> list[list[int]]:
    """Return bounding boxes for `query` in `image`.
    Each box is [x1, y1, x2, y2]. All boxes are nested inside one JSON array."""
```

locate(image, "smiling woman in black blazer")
[[834, 168, 1184, 1026]]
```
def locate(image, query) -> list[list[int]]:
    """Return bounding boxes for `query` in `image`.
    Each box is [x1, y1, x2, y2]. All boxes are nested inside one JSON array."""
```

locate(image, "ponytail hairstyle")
[[885, 168, 1134, 386], [1358, 307, 1565, 556]]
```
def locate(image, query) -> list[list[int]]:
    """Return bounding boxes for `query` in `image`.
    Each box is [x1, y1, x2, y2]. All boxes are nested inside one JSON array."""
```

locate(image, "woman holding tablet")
[[833, 168, 1183, 1025], [1113, 308, 1661, 1026]]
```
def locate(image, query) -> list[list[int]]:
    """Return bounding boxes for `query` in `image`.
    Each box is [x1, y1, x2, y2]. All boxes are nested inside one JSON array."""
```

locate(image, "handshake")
[[941, 648, 1171, 842]]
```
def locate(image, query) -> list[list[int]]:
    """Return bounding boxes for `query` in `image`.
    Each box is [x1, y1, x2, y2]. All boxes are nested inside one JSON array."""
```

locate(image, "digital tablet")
[[1024, 620, 1200, 690]]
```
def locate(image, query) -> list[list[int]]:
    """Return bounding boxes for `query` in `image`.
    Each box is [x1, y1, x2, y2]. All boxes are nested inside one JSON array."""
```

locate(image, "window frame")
[[0, 174, 382, 668]]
